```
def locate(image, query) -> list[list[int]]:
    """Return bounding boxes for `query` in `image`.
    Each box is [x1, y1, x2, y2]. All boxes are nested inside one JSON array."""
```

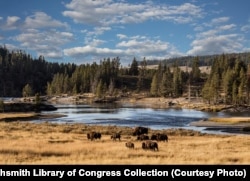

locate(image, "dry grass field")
[[0, 119, 249, 165]]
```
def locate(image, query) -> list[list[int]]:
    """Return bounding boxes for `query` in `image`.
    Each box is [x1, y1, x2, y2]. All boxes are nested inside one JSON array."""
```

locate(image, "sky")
[[0, 0, 250, 66]]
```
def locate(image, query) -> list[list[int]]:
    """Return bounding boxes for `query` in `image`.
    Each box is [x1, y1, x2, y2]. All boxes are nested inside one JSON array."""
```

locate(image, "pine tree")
[[160, 67, 172, 97], [238, 68, 246, 104], [129, 57, 139, 76], [150, 73, 159, 97], [190, 56, 201, 83]]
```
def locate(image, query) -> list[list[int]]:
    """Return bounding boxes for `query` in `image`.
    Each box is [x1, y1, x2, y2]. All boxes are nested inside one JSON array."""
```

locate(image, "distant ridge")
[[140, 52, 250, 67]]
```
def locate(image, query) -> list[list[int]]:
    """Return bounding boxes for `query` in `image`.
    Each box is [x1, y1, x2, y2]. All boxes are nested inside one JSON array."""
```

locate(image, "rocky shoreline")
[[2, 102, 57, 112], [54, 95, 250, 112], [4, 95, 250, 112]]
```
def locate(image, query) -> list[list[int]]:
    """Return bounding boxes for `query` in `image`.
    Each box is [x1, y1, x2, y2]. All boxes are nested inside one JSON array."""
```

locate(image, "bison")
[[87, 131, 102, 141], [125, 142, 135, 149], [111, 133, 121, 141], [149, 141, 159, 151], [142, 140, 158, 151], [156, 133, 168, 142], [150, 134, 158, 140], [132, 126, 148, 136], [137, 134, 149, 141], [151, 133, 168, 142]]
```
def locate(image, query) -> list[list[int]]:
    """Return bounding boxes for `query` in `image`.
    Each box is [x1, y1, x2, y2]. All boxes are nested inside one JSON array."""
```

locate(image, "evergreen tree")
[[137, 57, 147, 92], [160, 67, 173, 97], [150, 73, 159, 97], [202, 81, 213, 104], [96, 80, 105, 98], [238, 67, 246, 104], [222, 68, 234, 104], [129, 57, 139, 76], [173, 66, 183, 97], [190, 56, 201, 83]]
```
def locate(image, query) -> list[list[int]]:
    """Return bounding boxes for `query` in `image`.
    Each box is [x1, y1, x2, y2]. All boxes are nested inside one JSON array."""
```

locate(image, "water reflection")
[[38, 103, 238, 135]]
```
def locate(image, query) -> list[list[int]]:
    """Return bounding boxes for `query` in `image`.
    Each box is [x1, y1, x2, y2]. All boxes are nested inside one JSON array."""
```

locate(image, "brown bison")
[[125, 142, 135, 149], [137, 134, 149, 141], [150, 133, 168, 142], [142, 140, 158, 151], [87, 131, 102, 141], [156, 133, 168, 142], [111, 133, 121, 141], [150, 134, 158, 140], [132, 126, 148, 136]]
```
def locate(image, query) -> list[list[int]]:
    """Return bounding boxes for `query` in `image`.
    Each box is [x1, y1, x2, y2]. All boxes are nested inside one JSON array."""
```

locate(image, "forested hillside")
[[1, 45, 250, 105]]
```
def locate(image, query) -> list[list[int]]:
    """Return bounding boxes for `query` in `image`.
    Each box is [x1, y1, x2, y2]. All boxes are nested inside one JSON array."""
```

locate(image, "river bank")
[[0, 96, 250, 164], [1, 95, 250, 135], [0, 121, 249, 164]]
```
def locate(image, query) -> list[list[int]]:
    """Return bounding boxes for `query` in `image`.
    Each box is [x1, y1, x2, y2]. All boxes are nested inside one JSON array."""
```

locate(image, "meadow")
[[0, 119, 249, 164]]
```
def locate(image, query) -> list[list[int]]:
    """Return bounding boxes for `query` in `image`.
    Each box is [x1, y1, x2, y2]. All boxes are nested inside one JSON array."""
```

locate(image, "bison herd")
[[86, 126, 168, 151]]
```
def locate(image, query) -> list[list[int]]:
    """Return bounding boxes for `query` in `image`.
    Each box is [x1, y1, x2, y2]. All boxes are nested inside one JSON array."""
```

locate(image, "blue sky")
[[0, 0, 249, 65]]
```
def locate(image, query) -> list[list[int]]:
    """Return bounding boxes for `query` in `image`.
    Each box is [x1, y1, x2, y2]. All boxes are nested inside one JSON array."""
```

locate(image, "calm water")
[[37, 102, 250, 135]]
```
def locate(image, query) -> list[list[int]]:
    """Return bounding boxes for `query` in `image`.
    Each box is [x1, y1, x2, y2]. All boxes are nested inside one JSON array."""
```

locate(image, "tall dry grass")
[[0, 121, 249, 164]]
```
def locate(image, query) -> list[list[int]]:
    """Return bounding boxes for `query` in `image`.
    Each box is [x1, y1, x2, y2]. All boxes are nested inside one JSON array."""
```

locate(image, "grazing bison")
[[156, 133, 168, 142], [142, 140, 158, 151], [132, 126, 148, 136], [137, 134, 149, 141], [111, 133, 121, 141], [125, 142, 135, 149], [150, 141, 159, 151], [150, 134, 158, 140], [87, 131, 102, 141]]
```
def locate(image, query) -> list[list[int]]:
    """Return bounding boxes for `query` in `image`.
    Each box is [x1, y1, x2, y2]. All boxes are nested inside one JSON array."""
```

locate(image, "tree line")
[[1, 45, 250, 105]]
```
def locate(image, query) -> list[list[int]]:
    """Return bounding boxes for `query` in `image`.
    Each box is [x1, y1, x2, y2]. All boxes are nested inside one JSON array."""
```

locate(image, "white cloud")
[[87, 39, 106, 47], [1, 1, 248, 65], [15, 29, 74, 59], [241, 25, 250, 32], [1, 12, 68, 32], [193, 16, 231, 32], [3, 16, 21, 30], [64, 34, 183, 64], [188, 14, 243, 56], [0, 11, 74, 60], [24, 12, 68, 29], [218, 24, 236, 31], [117, 34, 127, 39], [64, 45, 124, 58], [210, 17, 229, 25], [187, 34, 243, 55], [63, 0, 203, 26], [117, 39, 168, 55], [7, 16, 20, 25], [3, 43, 19, 50], [85, 26, 111, 37]]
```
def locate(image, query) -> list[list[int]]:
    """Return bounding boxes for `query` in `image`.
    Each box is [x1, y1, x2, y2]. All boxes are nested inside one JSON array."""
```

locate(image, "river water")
[[37, 102, 250, 135]]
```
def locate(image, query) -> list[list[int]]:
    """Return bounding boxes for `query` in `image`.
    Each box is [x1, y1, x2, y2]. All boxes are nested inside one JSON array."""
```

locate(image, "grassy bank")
[[0, 121, 249, 164], [0, 112, 66, 121], [0, 113, 37, 120], [208, 117, 250, 124]]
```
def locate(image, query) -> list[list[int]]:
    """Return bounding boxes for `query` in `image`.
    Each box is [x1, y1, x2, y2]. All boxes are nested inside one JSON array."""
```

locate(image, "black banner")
[[0, 165, 249, 180]]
